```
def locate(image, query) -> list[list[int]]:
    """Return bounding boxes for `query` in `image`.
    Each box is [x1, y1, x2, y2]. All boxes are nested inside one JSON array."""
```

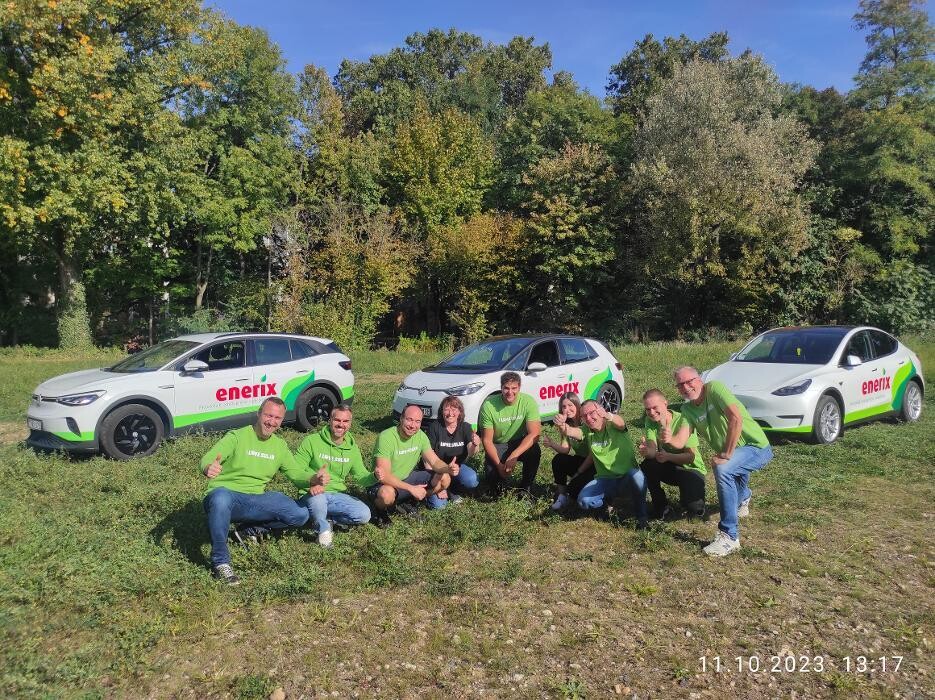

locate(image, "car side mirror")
[[526, 362, 547, 374], [844, 355, 862, 368], [182, 359, 209, 374], [729, 352, 738, 361]]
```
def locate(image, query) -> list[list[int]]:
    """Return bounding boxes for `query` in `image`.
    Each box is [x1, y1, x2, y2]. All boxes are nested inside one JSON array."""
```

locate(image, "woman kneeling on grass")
[[543, 392, 595, 511], [423, 396, 481, 504]]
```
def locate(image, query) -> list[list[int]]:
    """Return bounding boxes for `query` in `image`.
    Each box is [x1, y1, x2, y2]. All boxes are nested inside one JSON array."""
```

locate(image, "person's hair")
[[557, 391, 582, 427], [673, 365, 700, 380], [438, 396, 465, 423], [402, 404, 425, 418], [331, 403, 353, 417], [580, 399, 599, 412], [500, 371, 521, 387], [642, 388, 667, 403], [259, 396, 286, 412]]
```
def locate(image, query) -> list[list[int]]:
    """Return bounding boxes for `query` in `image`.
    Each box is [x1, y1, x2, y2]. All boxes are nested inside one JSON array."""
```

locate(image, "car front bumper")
[[730, 391, 817, 434]]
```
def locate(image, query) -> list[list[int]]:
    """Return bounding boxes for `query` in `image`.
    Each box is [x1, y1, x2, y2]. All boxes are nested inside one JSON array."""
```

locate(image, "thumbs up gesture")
[[204, 453, 223, 479], [314, 464, 331, 486]]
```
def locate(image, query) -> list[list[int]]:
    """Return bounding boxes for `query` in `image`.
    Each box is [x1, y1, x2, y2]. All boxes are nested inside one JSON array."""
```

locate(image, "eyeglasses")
[[675, 377, 700, 389]]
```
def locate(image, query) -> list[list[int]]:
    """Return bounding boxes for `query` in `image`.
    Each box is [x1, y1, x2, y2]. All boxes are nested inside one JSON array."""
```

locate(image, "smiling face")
[[400, 405, 424, 437], [501, 381, 520, 405], [559, 397, 578, 421], [441, 400, 462, 426], [580, 401, 604, 431], [643, 394, 668, 424], [255, 400, 286, 439], [330, 408, 352, 441], [674, 367, 704, 403]]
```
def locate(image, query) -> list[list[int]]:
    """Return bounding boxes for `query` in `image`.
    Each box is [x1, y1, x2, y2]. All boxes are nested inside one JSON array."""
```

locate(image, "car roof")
[[172, 332, 335, 344], [765, 325, 858, 332]]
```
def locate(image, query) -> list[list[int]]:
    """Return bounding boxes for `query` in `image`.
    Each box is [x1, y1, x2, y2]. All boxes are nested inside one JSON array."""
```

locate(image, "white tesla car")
[[703, 326, 924, 444]]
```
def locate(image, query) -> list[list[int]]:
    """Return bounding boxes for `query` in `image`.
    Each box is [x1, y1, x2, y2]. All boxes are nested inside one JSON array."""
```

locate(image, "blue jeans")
[[366, 471, 448, 509], [577, 468, 647, 520], [298, 491, 371, 533], [714, 445, 773, 539], [451, 464, 479, 493], [203, 487, 309, 566]]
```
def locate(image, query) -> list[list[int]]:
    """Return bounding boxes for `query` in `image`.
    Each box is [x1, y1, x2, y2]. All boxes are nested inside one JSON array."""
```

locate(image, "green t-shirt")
[[478, 392, 540, 443], [679, 380, 770, 452], [294, 426, 372, 493], [559, 432, 587, 457], [199, 425, 304, 496], [584, 421, 638, 479], [373, 427, 432, 481], [644, 411, 706, 475]]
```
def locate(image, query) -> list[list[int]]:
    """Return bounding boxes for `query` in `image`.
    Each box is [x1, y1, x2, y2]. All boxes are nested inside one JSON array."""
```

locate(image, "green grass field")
[[0, 339, 932, 698]]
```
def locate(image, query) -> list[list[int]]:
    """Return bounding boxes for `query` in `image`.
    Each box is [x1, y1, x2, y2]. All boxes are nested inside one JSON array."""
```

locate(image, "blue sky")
[[208, 0, 871, 96]]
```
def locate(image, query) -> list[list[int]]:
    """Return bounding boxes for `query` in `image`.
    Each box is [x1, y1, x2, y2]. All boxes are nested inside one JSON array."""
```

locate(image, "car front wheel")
[[811, 395, 842, 444], [296, 387, 338, 431], [597, 382, 621, 414], [100, 404, 165, 460], [899, 380, 923, 422]]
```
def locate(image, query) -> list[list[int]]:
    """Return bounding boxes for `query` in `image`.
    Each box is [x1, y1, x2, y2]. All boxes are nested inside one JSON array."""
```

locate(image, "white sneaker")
[[449, 493, 464, 506], [737, 497, 751, 518], [550, 493, 569, 511], [317, 528, 334, 548], [703, 531, 740, 556]]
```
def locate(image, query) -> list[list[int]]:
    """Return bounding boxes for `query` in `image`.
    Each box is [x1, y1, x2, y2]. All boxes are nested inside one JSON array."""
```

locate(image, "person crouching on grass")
[[200, 397, 309, 585], [546, 392, 594, 510], [560, 400, 648, 528], [422, 395, 481, 504]]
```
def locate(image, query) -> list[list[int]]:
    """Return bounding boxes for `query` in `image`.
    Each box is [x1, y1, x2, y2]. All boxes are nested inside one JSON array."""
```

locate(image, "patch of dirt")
[[0, 421, 26, 445]]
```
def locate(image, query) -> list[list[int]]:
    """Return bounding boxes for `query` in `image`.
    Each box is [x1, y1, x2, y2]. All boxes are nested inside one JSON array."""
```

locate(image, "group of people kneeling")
[[201, 368, 774, 585]]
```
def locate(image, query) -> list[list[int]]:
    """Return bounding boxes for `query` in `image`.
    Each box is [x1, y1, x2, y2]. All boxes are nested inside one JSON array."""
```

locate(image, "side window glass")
[[193, 341, 246, 371], [290, 339, 316, 360], [505, 348, 530, 371], [868, 330, 897, 359], [843, 332, 871, 363], [559, 338, 593, 363], [527, 341, 560, 368], [254, 338, 292, 365]]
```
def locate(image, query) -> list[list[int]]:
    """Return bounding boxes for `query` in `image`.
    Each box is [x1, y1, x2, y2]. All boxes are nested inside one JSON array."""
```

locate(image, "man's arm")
[[665, 422, 692, 450], [287, 435, 319, 490], [506, 419, 540, 463], [573, 452, 595, 478], [200, 431, 237, 477], [422, 447, 458, 476], [714, 404, 744, 462], [657, 446, 697, 465], [374, 456, 427, 500], [481, 426, 500, 468]]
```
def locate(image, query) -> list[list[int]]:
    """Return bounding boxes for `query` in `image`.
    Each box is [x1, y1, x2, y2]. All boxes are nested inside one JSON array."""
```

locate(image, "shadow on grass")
[[150, 499, 210, 569]]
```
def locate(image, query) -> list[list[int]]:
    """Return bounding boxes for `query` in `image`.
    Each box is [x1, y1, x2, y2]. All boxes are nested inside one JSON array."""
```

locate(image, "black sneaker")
[[398, 502, 422, 520], [240, 525, 270, 544], [372, 509, 393, 528], [212, 563, 240, 586]]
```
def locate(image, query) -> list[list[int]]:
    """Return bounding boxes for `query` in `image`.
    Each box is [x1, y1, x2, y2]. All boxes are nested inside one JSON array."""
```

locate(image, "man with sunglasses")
[[666, 367, 773, 556]]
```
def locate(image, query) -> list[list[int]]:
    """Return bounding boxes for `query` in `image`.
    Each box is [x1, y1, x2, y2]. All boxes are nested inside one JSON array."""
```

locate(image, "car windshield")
[[434, 338, 533, 371], [734, 328, 849, 365], [107, 340, 200, 373]]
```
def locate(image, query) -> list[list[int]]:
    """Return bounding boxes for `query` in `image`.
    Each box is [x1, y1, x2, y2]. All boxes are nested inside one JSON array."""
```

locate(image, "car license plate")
[[27, 417, 42, 431], [418, 405, 432, 418]]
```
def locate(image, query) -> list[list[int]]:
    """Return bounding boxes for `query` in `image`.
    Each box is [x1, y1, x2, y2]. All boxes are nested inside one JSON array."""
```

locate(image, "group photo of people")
[[202, 366, 773, 585]]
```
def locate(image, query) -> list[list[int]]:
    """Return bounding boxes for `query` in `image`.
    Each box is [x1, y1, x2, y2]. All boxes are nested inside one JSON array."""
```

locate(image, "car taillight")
[[339, 360, 352, 370]]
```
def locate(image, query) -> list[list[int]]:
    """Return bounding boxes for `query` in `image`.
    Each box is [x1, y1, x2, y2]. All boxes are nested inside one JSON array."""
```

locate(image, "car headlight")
[[445, 382, 485, 396], [56, 391, 104, 406], [771, 379, 812, 396]]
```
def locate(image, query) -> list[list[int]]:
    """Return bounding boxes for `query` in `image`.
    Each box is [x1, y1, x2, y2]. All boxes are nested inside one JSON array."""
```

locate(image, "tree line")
[[1, 0, 932, 350]]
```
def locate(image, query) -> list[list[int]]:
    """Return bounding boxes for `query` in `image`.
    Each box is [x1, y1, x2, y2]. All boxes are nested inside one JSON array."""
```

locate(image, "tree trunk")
[[195, 243, 212, 309], [56, 255, 93, 349]]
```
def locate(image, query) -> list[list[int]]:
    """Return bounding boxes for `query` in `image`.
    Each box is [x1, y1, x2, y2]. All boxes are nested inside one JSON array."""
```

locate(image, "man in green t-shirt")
[[478, 372, 541, 498], [293, 404, 371, 548], [561, 400, 647, 528], [637, 388, 706, 520], [669, 366, 773, 556], [200, 397, 310, 585], [369, 404, 456, 519]]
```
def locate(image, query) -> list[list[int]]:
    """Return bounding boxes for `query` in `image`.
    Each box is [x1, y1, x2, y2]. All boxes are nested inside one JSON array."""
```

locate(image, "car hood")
[[34, 368, 145, 397], [401, 369, 489, 391], [705, 362, 820, 392]]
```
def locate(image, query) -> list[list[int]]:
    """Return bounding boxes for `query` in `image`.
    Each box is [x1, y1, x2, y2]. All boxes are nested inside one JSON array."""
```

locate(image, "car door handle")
[[295, 370, 308, 374], [235, 378, 249, 382]]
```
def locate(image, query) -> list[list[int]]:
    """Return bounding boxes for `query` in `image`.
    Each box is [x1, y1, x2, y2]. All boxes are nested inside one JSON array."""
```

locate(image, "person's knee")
[[375, 486, 396, 508], [204, 487, 233, 514], [349, 503, 371, 524], [458, 466, 479, 489], [283, 504, 310, 527]]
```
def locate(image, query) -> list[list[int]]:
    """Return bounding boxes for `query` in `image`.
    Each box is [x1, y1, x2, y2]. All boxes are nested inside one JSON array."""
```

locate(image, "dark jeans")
[[203, 487, 309, 566], [484, 437, 541, 493], [640, 458, 706, 516], [551, 453, 594, 498]]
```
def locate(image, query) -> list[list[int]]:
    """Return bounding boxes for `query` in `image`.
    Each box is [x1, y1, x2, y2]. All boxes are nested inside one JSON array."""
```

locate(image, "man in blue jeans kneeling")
[[668, 366, 774, 556], [200, 397, 310, 585]]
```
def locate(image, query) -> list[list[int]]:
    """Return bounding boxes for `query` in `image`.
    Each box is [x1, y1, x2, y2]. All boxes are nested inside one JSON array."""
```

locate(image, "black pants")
[[551, 453, 595, 498], [641, 458, 706, 516], [484, 438, 541, 492]]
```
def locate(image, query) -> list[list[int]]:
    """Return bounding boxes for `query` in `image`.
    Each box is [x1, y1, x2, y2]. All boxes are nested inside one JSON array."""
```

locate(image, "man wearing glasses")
[[666, 367, 773, 556]]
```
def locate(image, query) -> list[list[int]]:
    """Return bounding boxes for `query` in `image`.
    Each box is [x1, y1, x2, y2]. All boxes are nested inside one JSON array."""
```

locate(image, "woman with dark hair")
[[423, 395, 481, 504], [543, 392, 594, 510]]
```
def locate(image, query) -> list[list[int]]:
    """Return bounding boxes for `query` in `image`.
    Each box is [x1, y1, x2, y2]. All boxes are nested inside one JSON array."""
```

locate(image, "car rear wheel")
[[597, 382, 621, 414], [899, 380, 923, 422], [296, 387, 338, 431], [811, 395, 842, 444], [100, 404, 164, 460]]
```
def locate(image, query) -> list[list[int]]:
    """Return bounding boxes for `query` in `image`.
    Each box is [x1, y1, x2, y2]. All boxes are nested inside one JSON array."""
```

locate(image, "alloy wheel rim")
[[114, 414, 157, 455], [306, 394, 334, 426], [819, 401, 840, 441], [599, 386, 620, 414], [907, 385, 922, 419]]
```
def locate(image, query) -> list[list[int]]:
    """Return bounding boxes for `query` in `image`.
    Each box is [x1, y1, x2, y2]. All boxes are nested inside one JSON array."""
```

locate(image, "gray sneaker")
[[703, 531, 740, 557], [737, 497, 751, 518], [212, 563, 240, 586]]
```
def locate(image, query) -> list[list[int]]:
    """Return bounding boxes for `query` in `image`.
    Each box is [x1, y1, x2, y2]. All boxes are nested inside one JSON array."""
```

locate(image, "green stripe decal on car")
[[281, 371, 316, 410], [174, 405, 260, 429], [341, 385, 354, 400], [844, 361, 917, 424], [53, 430, 96, 442], [763, 426, 812, 434], [584, 368, 612, 401]]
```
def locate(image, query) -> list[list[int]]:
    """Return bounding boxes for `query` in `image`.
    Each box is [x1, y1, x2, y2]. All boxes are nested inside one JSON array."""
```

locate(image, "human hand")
[[409, 485, 427, 501], [448, 458, 460, 477], [204, 453, 223, 479], [375, 463, 389, 482], [553, 413, 566, 428], [313, 464, 331, 486], [503, 456, 518, 474], [309, 484, 325, 496]]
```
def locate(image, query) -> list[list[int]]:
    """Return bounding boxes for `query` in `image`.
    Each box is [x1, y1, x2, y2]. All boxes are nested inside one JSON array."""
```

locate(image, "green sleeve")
[[478, 400, 494, 429], [523, 395, 540, 422], [708, 381, 739, 412], [200, 430, 238, 472], [347, 446, 371, 484], [295, 434, 318, 469], [278, 442, 311, 490], [644, 422, 658, 444], [419, 430, 432, 455]]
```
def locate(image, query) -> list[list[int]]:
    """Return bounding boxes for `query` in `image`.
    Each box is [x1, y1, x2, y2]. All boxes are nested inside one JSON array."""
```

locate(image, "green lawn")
[[0, 338, 932, 698]]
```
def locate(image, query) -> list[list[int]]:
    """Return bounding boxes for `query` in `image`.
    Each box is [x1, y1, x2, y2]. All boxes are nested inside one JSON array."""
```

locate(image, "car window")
[[528, 341, 560, 368], [108, 340, 199, 373], [735, 328, 849, 364], [254, 338, 292, 365], [868, 330, 897, 359], [193, 341, 246, 371], [290, 339, 316, 360], [436, 338, 532, 371], [842, 331, 872, 363], [505, 348, 530, 371], [559, 338, 594, 363]]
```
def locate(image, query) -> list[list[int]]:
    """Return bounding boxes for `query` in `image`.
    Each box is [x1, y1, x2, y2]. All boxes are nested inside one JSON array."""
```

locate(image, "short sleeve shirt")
[[679, 380, 770, 452], [644, 411, 706, 475], [583, 421, 638, 479], [426, 420, 474, 464], [478, 393, 540, 443], [374, 427, 432, 480]]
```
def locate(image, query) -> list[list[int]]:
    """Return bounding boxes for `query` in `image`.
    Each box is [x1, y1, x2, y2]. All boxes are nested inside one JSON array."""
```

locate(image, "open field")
[[1, 338, 933, 699]]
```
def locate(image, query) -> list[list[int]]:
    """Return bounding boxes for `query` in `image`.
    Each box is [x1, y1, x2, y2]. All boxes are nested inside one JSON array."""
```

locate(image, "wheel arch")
[[95, 395, 173, 438], [821, 386, 845, 415], [298, 380, 343, 406]]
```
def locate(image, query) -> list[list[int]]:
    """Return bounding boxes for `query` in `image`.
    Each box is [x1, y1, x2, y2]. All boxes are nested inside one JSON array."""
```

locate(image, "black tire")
[[810, 394, 842, 445], [899, 380, 923, 422], [296, 386, 338, 431], [596, 382, 621, 414], [100, 404, 164, 460]]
